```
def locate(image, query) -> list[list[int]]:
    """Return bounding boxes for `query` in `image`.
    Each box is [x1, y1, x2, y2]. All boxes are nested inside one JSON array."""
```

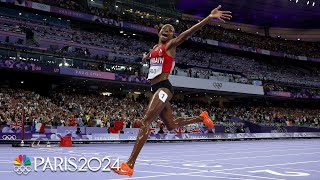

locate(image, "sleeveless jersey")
[[147, 43, 175, 80]]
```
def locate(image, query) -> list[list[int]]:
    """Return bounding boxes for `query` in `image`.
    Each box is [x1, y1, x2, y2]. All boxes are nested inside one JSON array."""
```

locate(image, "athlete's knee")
[[140, 120, 149, 129], [140, 115, 153, 128]]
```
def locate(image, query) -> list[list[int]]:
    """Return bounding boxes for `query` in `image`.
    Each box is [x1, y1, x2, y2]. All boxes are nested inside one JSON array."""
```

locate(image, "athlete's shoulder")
[[152, 44, 158, 50]]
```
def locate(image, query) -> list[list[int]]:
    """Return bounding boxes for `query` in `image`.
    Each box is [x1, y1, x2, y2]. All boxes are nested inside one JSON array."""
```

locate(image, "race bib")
[[158, 90, 168, 102], [147, 66, 162, 80]]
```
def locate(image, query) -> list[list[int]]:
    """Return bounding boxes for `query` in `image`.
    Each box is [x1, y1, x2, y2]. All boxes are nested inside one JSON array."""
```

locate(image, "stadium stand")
[[0, 0, 319, 134]]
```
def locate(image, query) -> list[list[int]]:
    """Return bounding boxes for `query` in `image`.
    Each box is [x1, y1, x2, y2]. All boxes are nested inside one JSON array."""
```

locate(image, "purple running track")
[[0, 139, 320, 180]]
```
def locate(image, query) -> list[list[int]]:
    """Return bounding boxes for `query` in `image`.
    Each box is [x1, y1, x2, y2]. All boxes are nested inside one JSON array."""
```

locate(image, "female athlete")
[[111, 5, 232, 176]]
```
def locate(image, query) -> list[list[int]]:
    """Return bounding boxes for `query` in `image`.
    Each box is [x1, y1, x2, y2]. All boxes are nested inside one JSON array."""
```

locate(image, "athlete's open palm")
[[209, 5, 232, 22]]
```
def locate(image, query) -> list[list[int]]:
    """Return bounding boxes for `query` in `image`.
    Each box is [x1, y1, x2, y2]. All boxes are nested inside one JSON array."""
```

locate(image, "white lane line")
[[136, 163, 283, 180], [108, 174, 173, 180], [278, 167, 320, 173], [211, 160, 320, 172], [160, 147, 320, 158], [0, 171, 13, 173], [134, 170, 175, 175], [128, 145, 320, 155], [136, 152, 320, 166], [135, 162, 205, 172], [109, 173, 254, 180], [181, 174, 255, 180], [189, 151, 320, 162], [213, 171, 285, 180]]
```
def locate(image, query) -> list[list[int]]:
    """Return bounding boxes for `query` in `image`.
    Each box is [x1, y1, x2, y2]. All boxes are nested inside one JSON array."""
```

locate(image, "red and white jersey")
[[147, 43, 175, 80]]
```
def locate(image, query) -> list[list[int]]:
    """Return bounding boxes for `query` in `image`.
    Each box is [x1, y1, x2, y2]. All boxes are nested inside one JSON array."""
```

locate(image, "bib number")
[[149, 68, 157, 74], [159, 90, 168, 103], [148, 66, 162, 79]]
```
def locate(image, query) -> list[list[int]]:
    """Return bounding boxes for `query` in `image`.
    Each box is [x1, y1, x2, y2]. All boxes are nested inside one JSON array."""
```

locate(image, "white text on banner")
[[298, 56, 308, 61], [32, 2, 51, 12], [169, 75, 264, 95], [206, 39, 219, 46], [261, 49, 270, 55]]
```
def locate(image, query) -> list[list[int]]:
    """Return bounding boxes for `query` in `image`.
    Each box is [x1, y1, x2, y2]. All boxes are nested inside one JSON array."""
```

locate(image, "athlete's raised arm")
[[141, 51, 150, 64], [141, 44, 158, 64], [167, 5, 232, 49]]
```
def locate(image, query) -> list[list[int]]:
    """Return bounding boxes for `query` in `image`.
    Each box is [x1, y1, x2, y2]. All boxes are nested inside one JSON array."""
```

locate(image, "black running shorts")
[[151, 79, 174, 94]]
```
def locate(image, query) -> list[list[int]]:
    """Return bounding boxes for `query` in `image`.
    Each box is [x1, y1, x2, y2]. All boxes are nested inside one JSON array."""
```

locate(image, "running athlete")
[[111, 5, 232, 176]]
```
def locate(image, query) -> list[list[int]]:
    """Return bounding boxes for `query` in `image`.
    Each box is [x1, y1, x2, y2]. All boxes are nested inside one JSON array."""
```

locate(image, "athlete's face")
[[159, 24, 175, 43]]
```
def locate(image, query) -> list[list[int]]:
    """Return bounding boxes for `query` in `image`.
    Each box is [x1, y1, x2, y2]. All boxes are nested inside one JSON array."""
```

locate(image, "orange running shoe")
[[200, 111, 214, 129], [110, 162, 134, 177]]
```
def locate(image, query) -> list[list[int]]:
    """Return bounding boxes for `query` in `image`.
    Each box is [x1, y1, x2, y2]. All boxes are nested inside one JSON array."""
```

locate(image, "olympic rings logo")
[[14, 166, 32, 175], [65, 130, 76, 134], [2, 135, 17, 140], [212, 82, 223, 90]]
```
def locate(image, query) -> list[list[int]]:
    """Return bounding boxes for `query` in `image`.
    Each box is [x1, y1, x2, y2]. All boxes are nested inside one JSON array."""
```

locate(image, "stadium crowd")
[[0, 88, 319, 132], [31, 0, 320, 58], [1, 15, 320, 87], [265, 84, 320, 99]]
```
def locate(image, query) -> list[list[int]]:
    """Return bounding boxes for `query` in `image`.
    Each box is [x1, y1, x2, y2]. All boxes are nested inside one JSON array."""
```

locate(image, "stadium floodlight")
[[102, 92, 112, 96], [115, 5, 118, 8], [312, 2, 315, 6], [133, 33, 136, 36], [307, 1, 310, 5], [19, 13, 22, 15], [296, 0, 298, 3], [120, 31, 123, 33]]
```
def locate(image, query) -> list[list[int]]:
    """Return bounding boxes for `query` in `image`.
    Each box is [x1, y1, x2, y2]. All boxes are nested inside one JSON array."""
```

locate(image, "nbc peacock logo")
[[13, 154, 32, 175]]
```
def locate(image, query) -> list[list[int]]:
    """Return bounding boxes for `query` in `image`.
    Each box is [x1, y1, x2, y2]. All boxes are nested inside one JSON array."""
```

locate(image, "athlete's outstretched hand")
[[208, 5, 232, 22], [142, 52, 148, 60], [141, 52, 148, 64], [166, 5, 232, 49]]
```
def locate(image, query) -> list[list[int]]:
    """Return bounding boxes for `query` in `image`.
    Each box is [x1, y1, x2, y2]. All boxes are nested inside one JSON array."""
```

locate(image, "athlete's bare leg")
[[126, 88, 173, 168], [159, 102, 203, 131]]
